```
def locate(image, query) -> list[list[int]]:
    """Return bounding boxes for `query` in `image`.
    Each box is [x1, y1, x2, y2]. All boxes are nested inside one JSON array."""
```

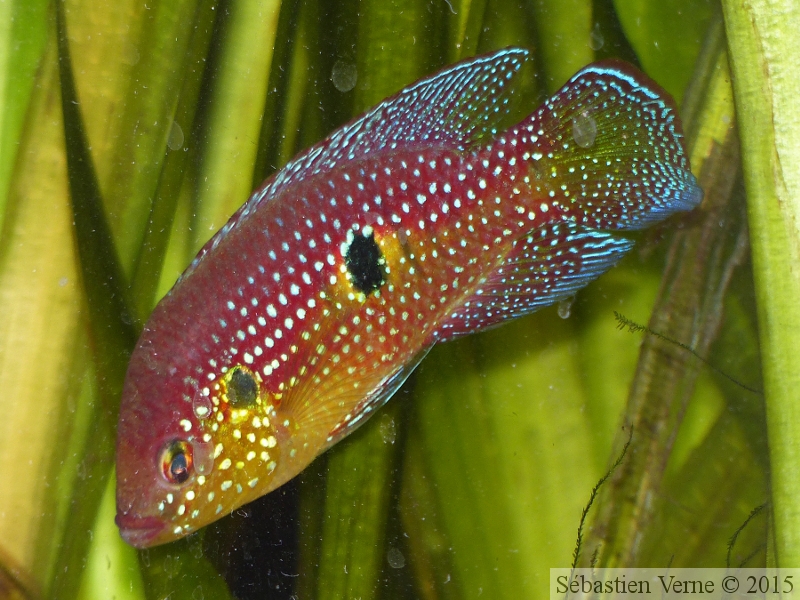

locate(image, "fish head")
[[115, 289, 285, 548], [114, 317, 208, 548]]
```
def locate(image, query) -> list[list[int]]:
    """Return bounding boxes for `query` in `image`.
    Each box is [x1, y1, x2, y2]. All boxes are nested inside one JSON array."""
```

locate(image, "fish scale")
[[116, 47, 702, 547]]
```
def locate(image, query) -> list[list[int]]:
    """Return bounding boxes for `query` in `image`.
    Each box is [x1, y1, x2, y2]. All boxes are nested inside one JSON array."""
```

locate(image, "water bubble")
[[557, 295, 575, 319], [331, 60, 357, 92], [572, 111, 597, 149], [379, 416, 397, 445], [188, 533, 205, 558], [163, 553, 179, 578], [387, 547, 405, 568], [192, 438, 215, 475], [590, 23, 604, 51], [167, 120, 184, 151], [193, 392, 213, 420], [122, 41, 140, 66], [192, 585, 205, 600]]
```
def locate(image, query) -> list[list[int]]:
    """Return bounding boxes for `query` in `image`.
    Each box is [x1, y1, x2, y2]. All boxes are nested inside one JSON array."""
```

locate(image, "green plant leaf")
[[722, 0, 800, 568], [0, 0, 49, 235], [581, 14, 761, 568], [613, 0, 713, 100], [0, 34, 87, 599], [189, 0, 282, 253], [51, 4, 140, 597], [130, 0, 220, 318], [527, 0, 594, 91]]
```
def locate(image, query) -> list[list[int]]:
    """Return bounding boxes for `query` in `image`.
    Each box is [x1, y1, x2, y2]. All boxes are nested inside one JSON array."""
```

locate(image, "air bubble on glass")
[[332, 60, 358, 92], [380, 417, 397, 445], [122, 41, 140, 66], [168, 120, 184, 151], [557, 295, 576, 319], [387, 547, 405, 568], [590, 22, 604, 51], [572, 112, 597, 149]]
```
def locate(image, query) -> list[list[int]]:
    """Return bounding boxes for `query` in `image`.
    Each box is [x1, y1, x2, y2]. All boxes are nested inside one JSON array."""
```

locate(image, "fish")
[[115, 47, 701, 548]]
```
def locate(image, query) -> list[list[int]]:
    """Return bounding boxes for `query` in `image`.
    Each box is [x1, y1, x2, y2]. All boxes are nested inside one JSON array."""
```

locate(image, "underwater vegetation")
[[0, 0, 798, 598]]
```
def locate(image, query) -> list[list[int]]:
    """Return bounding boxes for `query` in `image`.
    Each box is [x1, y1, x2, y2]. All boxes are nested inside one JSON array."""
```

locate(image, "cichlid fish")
[[116, 48, 701, 548]]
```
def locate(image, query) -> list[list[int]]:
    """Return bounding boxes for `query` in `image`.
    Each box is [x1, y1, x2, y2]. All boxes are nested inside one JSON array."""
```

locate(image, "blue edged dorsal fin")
[[260, 47, 529, 204], [434, 222, 634, 342], [186, 48, 529, 279]]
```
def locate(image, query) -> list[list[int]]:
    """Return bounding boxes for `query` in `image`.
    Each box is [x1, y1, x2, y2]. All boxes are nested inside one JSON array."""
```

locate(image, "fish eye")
[[160, 440, 194, 485]]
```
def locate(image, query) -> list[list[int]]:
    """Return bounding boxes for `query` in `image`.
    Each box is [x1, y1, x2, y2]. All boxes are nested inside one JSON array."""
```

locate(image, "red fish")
[[115, 48, 701, 547]]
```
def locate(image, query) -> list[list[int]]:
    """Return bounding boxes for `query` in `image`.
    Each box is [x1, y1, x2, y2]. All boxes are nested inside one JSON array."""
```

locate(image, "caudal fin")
[[505, 60, 702, 231]]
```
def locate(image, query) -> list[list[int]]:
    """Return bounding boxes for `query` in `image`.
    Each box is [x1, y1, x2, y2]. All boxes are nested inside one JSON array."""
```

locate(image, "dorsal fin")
[[260, 47, 529, 205], [183, 49, 529, 280]]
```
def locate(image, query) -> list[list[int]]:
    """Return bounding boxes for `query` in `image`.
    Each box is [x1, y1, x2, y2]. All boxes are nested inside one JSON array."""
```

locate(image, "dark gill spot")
[[345, 232, 386, 294], [228, 367, 259, 407]]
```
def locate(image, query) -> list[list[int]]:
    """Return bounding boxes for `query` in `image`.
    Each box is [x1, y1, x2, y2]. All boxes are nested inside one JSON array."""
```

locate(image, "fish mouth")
[[115, 513, 165, 549]]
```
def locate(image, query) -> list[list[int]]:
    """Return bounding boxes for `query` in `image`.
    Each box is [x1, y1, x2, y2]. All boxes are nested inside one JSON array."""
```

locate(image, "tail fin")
[[505, 60, 702, 231]]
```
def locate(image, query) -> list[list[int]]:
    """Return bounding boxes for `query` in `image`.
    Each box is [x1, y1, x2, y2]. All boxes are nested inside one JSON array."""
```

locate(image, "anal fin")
[[434, 221, 634, 342]]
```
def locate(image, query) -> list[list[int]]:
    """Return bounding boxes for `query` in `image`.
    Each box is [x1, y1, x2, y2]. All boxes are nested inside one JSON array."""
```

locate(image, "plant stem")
[[721, 0, 800, 567]]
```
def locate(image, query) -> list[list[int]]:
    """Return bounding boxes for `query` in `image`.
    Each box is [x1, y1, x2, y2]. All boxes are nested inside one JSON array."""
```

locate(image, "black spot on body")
[[345, 232, 386, 294], [228, 366, 259, 407]]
